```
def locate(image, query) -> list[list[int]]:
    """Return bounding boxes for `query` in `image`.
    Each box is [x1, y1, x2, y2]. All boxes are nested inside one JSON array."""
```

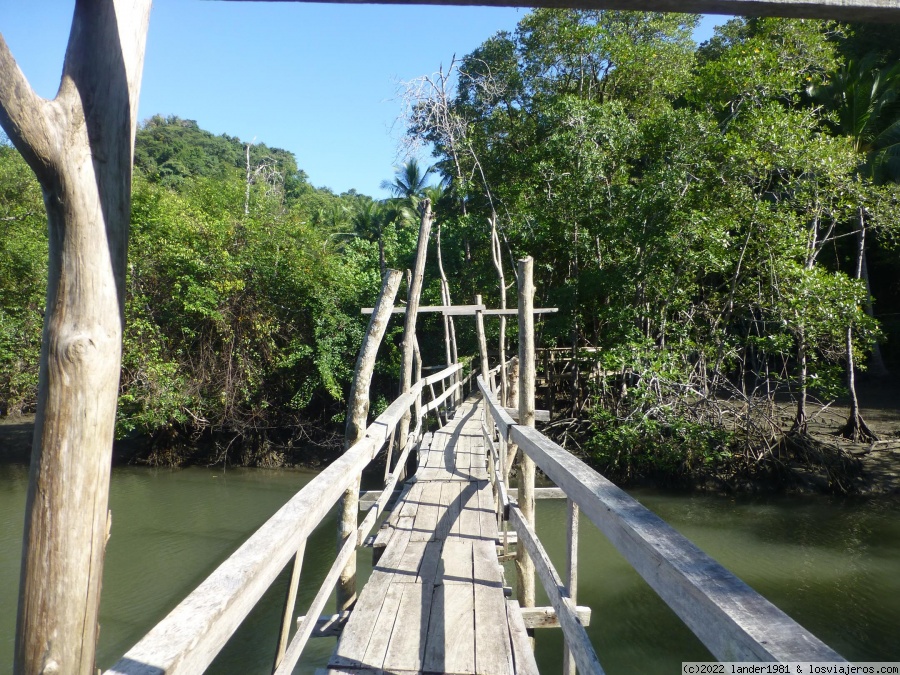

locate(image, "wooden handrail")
[[106, 363, 461, 675], [478, 378, 846, 666]]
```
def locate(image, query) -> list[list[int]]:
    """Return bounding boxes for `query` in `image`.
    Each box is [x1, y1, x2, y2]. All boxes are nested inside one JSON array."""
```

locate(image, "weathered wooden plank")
[[520, 606, 592, 629], [423, 381, 461, 414], [472, 539, 504, 589], [278, 503, 388, 675], [416, 467, 471, 482], [361, 582, 406, 669], [564, 497, 581, 675], [294, 611, 351, 639], [477, 481, 500, 541], [510, 504, 603, 675], [361, 303, 485, 315], [510, 423, 847, 663], [505, 600, 541, 675], [398, 481, 424, 519], [436, 481, 460, 540], [328, 546, 396, 669], [423, 582, 476, 675], [482, 308, 559, 316], [411, 482, 442, 542], [442, 538, 474, 582], [477, 376, 515, 439], [383, 582, 434, 672], [418, 540, 444, 586], [107, 416, 390, 675], [422, 361, 464, 387], [474, 582, 515, 675], [396, 540, 428, 579], [295, 0, 900, 24], [504, 406, 551, 422], [358, 488, 401, 511], [373, 525, 412, 574], [508, 487, 567, 500], [456, 484, 483, 539]]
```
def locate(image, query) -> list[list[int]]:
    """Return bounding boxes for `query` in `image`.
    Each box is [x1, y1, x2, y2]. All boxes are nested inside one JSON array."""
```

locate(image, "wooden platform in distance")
[[323, 398, 539, 675]]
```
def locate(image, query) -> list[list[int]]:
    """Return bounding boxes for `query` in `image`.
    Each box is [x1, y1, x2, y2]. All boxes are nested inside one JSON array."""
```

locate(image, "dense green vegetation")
[[1, 16, 899, 485], [402, 14, 900, 486], [1, 116, 426, 463]]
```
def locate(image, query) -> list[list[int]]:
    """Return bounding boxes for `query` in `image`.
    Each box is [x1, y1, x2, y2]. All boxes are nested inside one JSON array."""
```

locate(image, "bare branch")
[[0, 34, 54, 177]]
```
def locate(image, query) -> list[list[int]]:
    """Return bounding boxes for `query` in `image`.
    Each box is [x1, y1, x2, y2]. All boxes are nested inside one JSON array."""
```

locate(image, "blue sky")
[[2, 2, 723, 198]]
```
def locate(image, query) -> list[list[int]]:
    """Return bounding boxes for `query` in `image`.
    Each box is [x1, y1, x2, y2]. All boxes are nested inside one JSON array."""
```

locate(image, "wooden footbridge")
[[104, 258, 846, 675]]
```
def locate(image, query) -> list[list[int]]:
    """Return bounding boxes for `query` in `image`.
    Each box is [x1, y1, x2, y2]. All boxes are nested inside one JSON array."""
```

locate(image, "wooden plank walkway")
[[324, 398, 539, 675]]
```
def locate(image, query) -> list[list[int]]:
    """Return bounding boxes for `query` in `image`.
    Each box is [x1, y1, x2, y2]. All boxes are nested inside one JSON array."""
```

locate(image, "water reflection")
[[1, 465, 898, 674]]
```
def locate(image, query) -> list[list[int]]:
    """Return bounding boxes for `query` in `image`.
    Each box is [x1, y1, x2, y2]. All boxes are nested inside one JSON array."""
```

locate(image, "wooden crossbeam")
[[361, 304, 558, 316], [224, 0, 900, 24]]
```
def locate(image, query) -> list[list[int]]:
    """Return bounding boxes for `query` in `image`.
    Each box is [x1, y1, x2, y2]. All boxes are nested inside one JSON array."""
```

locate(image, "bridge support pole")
[[396, 200, 432, 471], [516, 257, 537, 614], [338, 269, 402, 612]]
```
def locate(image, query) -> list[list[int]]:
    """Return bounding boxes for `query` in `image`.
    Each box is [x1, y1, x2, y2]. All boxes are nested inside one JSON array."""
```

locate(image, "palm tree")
[[380, 159, 432, 205], [810, 54, 900, 180], [351, 200, 390, 276]]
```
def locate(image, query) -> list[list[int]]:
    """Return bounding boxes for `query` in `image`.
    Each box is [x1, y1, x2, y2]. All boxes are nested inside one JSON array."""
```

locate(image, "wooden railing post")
[[517, 256, 536, 611], [475, 293, 489, 385], [563, 498, 580, 675], [274, 540, 307, 672], [338, 269, 402, 612]]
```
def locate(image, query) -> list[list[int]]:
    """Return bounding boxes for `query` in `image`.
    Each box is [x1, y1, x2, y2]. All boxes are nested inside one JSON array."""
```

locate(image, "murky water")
[[1, 464, 898, 673]]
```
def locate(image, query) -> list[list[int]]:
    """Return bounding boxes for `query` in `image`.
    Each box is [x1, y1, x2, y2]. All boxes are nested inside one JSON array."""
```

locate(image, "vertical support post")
[[338, 269, 402, 613], [475, 293, 489, 385], [274, 539, 307, 672], [2, 6, 154, 673], [397, 200, 433, 465], [563, 498, 580, 675], [475, 293, 493, 439], [516, 256, 536, 611]]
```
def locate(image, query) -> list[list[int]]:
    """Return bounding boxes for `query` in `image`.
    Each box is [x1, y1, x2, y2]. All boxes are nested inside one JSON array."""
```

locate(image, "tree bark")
[[396, 199, 432, 460], [840, 215, 878, 442], [436, 222, 459, 404], [490, 214, 509, 406], [0, 2, 152, 673], [516, 257, 536, 611], [338, 269, 402, 611]]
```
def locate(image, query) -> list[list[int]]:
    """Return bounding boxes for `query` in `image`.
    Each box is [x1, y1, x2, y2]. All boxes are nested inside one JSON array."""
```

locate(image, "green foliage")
[[406, 11, 900, 480], [0, 146, 46, 415]]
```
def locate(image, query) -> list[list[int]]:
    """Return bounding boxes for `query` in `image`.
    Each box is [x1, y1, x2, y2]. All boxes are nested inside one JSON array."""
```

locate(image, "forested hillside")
[[0, 116, 428, 464], [1, 14, 899, 485]]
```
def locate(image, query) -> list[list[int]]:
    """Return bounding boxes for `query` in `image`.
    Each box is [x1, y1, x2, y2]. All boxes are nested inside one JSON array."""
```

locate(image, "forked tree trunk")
[[396, 200, 432, 460], [0, 2, 152, 673], [338, 269, 402, 611]]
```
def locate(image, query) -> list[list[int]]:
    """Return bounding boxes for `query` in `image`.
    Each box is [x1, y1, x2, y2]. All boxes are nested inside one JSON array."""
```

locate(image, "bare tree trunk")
[[857, 212, 888, 377], [396, 200, 433, 462], [840, 216, 878, 442], [338, 269, 402, 611], [0, 3, 152, 673], [436, 222, 460, 407], [792, 332, 809, 434], [490, 214, 509, 406], [516, 257, 536, 612]]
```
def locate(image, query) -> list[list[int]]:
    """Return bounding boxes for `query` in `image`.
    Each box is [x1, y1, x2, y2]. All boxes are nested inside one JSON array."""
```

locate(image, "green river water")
[[1, 463, 898, 674]]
